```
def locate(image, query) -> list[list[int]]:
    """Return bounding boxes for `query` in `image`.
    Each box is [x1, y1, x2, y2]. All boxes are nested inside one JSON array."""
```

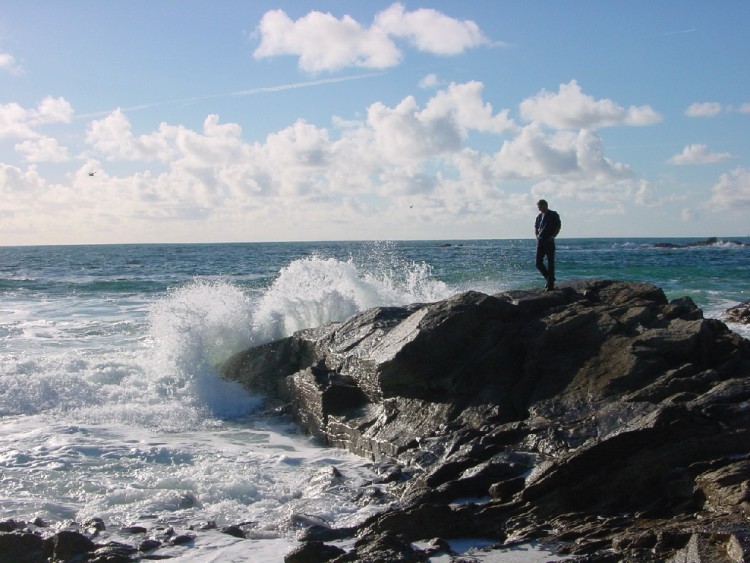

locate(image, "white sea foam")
[[0, 253, 454, 559], [251, 255, 451, 343], [0, 414, 386, 555], [0, 255, 451, 429]]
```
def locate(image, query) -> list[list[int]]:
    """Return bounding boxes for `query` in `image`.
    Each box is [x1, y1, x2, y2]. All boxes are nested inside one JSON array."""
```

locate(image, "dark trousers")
[[536, 238, 555, 283]]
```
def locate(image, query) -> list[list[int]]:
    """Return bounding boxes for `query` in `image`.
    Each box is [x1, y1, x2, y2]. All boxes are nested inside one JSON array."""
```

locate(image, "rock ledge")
[[223, 279, 750, 562]]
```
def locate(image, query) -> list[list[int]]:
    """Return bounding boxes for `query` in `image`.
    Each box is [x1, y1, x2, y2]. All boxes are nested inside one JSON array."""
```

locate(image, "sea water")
[[1, 239, 748, 561]]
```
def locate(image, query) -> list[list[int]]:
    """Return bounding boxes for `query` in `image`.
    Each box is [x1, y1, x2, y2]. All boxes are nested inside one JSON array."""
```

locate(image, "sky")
[[1, 1, 749, 246]]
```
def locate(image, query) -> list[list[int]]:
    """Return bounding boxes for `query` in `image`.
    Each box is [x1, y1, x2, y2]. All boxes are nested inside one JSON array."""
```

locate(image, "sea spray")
[[145, 280, 260, 424], [251, 255, 452, 342]]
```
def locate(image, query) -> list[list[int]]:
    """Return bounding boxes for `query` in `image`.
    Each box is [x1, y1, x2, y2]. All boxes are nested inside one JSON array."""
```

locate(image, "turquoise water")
[[0, 238, 747, 560]]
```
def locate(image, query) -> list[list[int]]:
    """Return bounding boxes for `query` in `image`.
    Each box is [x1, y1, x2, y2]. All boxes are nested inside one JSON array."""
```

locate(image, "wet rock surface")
[[726, 300, 750, 325], [0, 518, 206, 562], [223, 279, 750, 562]]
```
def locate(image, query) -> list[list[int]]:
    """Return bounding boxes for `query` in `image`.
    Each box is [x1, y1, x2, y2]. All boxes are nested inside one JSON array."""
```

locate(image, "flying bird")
[[88, 172, 96, 176]]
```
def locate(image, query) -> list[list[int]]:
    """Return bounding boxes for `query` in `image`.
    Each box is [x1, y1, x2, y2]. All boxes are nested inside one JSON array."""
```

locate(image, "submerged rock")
[[223, 279, 750, 562]]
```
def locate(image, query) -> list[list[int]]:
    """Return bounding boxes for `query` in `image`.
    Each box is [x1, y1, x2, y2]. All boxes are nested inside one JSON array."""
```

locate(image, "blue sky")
[[1, 1, 749, 245]]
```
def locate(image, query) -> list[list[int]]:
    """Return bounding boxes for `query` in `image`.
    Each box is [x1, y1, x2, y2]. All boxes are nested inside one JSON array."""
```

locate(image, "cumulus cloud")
[[708, 167, 750, 210], [254, 9, 399, 72], [685, 102, 722, 117], [254, 3, 489, 72], [422, 81, 515, 135], [0, 79, 658, 243], [491, 124, 630, 184], [0, 97, 74, 139], [79, 82, 622, 213], [364, 81, 515, 168], [0, 164, 60, 232], [74, 81, 636, 215], [0, 52, 23, 75], [667, 144, 732, 165], [519, 80, 662, 129], [373, 3, 488, 55], [15, 137, 70, 162], [419, 73, 441, 89], [86, 109, 177, 161]]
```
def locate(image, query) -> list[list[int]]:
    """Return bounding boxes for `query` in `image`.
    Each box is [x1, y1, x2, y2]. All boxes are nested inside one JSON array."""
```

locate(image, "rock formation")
[[726, 301, 750, 325], [652, 237, 749, 248], [222, 279, 750, 562]]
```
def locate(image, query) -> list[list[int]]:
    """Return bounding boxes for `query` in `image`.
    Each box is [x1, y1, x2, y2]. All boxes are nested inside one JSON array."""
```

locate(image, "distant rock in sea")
[[652, 236, 749, 248], [222, 279, 750, 562]]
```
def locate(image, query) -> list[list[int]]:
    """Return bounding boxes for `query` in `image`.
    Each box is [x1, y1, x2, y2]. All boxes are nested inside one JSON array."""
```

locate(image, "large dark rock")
[[0, 531, 45, 563], [222, 279, 750, 562]]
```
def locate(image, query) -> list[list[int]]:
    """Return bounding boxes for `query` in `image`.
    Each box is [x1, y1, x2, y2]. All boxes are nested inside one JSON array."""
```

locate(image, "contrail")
[[230, 73, 382, 95], [656, 29, 696, 37], [75, 72, 382, 120]]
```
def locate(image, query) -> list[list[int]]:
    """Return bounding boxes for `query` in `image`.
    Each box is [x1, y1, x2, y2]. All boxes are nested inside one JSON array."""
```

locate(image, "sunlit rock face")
[[224, 279, 750, 562]]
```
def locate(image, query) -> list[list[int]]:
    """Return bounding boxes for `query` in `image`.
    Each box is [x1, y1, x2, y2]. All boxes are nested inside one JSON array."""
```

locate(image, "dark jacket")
[[535, 210, 561, 241]]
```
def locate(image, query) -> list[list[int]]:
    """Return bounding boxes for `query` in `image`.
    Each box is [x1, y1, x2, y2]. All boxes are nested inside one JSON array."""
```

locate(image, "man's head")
[[537, 199, 549, 212]]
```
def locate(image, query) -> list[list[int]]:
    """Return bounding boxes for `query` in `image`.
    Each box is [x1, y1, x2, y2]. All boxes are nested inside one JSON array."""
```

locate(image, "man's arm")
[[550, 211, 561, 237]]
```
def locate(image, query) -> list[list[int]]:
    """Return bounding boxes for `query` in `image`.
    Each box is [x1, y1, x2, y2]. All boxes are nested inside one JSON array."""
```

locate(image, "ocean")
[[1, 238, 748, 561]]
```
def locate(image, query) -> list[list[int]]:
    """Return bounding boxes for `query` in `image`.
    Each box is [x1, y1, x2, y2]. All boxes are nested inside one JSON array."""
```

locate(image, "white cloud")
[[253, 3, 489, 72], [0, 97, 73, 139], [73, 80, 627, 214], [366, 95, 461, 163], [708, 167, 750, 210], [0, 79, 659, 243], [0, 52, 23, 75], [373, 3, 489, 55], [254, 8, 399, 72], [685, 102, 722, 117], [634, 180, 654, 206], [422, 81, 516, 135], [86, 109, 177, 161], [519, 80, 662, 129], [739, 103, 750, 114], [419, 73, 441, 89], [363, 81, 515, 171], [69, 81, 640, 221], [667, 144, 733, 165], [15, 136, 70, 162], [491, 124, 631, 184], [0, 163, 47, 198]]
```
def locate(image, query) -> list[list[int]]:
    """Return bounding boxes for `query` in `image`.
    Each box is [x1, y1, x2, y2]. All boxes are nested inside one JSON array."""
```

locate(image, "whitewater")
[[1, 239, 747, 561]]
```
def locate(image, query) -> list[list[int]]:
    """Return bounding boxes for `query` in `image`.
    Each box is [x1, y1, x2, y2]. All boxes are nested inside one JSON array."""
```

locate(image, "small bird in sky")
[[88, 172, 96, 176]]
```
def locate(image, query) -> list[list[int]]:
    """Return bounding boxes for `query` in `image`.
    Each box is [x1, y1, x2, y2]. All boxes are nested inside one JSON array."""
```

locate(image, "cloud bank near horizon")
[[2, 76, 746, 243]]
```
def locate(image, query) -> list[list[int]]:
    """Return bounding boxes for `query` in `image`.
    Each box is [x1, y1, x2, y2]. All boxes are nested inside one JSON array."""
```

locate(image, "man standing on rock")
[[534, 199, 561, 290]]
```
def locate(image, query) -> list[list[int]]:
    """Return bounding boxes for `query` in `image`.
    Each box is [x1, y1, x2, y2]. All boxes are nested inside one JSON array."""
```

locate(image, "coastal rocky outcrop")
[[222, 279, 750, 562], [726, 301, 750, 325]]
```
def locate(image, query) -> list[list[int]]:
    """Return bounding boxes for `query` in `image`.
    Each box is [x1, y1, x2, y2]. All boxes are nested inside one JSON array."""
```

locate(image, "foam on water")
[[1, 255, 451, 430], [0, 414, 386, 540], [0, 252, 456, 553]]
